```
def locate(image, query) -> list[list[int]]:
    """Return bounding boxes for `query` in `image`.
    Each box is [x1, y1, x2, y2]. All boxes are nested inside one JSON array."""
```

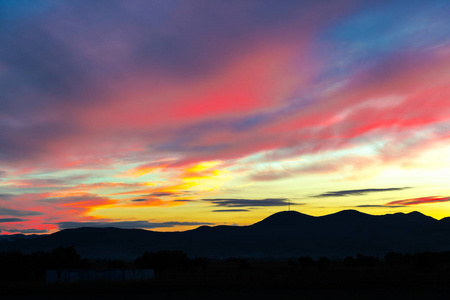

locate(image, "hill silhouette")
[[1, 210, 449, 259]]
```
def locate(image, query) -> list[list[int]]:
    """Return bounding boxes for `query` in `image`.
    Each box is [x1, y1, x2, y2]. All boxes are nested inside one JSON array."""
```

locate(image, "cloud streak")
[[0, 194, 15, 201], [212, 209, 250, 212], [356, 205, 404, 208], [57, 220, 214, 230], [0, 228, 49, 234], [386, 196, 450, 206], [0, 207, 43, 217], [313, 187, 411, 198], [205, 198, 291, 208], [0, 218, 26, 223]]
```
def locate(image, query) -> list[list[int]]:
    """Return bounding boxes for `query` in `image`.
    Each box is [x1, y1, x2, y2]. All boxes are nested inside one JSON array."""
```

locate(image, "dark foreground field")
[[3, 257, 450, 300], [4, 287, 450, 300]]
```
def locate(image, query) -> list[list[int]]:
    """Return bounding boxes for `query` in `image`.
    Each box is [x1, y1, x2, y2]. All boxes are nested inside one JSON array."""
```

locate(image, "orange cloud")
[[0, 191, 120, 234], [110, 160, 233, 208], [121, 165, 166, 178], [124, 197, 185, 208], [41, 193, 117, 213]]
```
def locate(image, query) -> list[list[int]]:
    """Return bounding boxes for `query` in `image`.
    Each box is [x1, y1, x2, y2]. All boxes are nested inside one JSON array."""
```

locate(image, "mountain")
[[1, 210, 450, 259], [0, 233, 40, 242]]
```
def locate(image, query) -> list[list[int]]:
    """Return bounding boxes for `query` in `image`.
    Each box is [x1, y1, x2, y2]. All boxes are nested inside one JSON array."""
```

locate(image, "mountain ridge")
[[1, 210, 448, 259]]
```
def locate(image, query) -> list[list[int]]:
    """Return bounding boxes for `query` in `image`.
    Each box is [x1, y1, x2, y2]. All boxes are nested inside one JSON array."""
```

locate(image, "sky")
[[0, 0, 450, 234]]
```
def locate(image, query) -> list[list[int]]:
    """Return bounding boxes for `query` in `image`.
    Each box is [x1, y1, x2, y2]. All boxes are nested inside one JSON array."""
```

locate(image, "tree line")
[[2, 248, 450, 281]]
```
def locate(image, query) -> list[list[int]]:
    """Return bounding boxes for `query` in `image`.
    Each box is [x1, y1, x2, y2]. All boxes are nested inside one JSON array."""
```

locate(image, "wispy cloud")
[[386, 196, 450, 206], [313, 187, 411, 198], [0, 207, 42, 217], [125, 198, 172, 207], [148, 192, 179, 197], [0, 218, 26, 223], [130, 198, 147, 202], [212, 209, 250, 212], [356, 205, 404, 208], [1, 228, 49, 234], [0, 194, 15, 201], [57, 220, 214, 230], [41, 194, 117, 212], [205, 198, 291, 208]]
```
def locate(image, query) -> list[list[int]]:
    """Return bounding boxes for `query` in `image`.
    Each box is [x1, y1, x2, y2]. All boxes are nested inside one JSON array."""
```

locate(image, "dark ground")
[[3, 260, 450, 299], [4, 288, 450, 300]]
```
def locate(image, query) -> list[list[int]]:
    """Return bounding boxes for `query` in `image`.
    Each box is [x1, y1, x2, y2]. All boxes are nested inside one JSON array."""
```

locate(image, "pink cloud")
[[3, 44, 450, 186], [0, 191, 119, 233], [1, 1, 450, 235], [386, 196, 450, 206], [8, 7, 449, 180], [250, 155, 375, 181]]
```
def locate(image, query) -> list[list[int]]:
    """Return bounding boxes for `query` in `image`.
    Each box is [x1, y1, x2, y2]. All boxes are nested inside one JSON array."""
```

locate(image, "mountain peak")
[[0, 209, 447, 258], [262, 210, 313, 220], [407, 211, 426, 217], [405, 211, 437, 222], [250, 210, 314, 229], [329, 209, 368, 216], [320, 209, 372, 221]]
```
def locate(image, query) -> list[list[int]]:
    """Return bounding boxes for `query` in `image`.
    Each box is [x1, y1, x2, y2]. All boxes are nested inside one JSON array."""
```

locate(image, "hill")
[[1, 210, 449, 259]]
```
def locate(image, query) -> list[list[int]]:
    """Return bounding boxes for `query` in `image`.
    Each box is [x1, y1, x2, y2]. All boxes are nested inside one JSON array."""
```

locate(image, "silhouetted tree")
[[226, 257, 249, 271], [288, 259, 297, 271], [385, 252, 408, 267], [28, 251, 47, 280], [298, 256, 314, 269], [109, 259, 125, 269], [317, 256, 330, 273], [0, 252, 26, 280], [194, 257, 209, 271], [356, 254, 379, 267], [135, 250, 191, 274], [0, 247, 86, 281], [438, 251, 450, 270], [135, 251, 155, 268], [237, 258, 249, 271], [46, 246, 87, 269], [413, 251, 437, 272], [344, 256, 357, 268]]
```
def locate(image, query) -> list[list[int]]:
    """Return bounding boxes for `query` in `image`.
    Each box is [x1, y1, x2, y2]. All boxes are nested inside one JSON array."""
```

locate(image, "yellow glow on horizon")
[[88, 160, 234, 221], [181, 161, 233, 192], [185, 161, 222, 173]]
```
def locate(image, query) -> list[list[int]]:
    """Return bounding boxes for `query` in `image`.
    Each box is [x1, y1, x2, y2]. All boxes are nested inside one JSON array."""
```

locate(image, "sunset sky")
[[1, 0, 450, 234]]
